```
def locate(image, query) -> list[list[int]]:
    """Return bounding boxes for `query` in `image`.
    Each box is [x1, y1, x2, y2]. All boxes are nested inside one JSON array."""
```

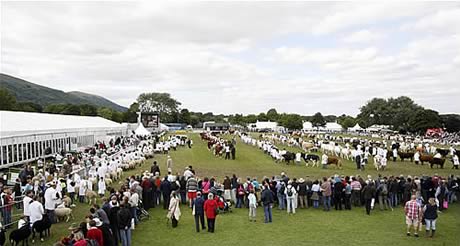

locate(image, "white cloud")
[[1, 2, 459, 115], [342, 30, 384, 43]]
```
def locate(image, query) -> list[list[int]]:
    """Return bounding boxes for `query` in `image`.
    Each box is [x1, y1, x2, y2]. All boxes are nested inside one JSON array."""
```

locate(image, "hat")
[[298, 178, 305, 183], [93, 218, 103, 227], [68, 223, 80, 231]]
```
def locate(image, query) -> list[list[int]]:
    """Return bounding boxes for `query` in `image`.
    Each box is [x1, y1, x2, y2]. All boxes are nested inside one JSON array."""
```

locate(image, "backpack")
[[86, 239, 100, 246], [279, 186, 285, 195], [287, 187, 293, 197], [382, 184, 388, 195], [247, 183, 254, 193], [238, 186, 245, 196]]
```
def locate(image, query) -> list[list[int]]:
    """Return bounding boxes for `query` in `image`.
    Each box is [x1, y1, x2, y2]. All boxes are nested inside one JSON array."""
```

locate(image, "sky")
[[1, 1, 459, 116]]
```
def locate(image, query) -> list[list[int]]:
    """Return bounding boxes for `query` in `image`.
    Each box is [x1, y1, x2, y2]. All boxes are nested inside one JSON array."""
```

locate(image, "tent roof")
[[0, 110, 124, 137], [302, 121, 313, 129], [325, 122, 342, 129], [135, 123, 151, 136], [349, 123, 364, 130]]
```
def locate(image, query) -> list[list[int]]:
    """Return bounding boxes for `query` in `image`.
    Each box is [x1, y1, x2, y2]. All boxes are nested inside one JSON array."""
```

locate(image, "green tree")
[[441, 114, 460, 133], [111, 111, 124, 123], [408, 109, 442, 133], [311, 112, 326, 128], [137, 92, 181, 123], [279, 114, 303, 130], [123, 102, 139, 123], [61, 104, 81, 115], [266, 108, 279, 121], [244, 114, 258, 124], [98, 107, 113, 120], [44, 104, 67, 114], [178, 108, 191, 124], [79, 104, 98, 116], [337, 114, 356, 129], [14, 102, 42, 112], [0, 87, 17, 110], [257, 113, 268, 121]]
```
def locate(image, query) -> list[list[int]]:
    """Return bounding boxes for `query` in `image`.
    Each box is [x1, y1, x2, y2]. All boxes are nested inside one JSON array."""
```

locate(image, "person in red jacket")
[[203, 193, 218, 233], [87, 219, 104, 246]]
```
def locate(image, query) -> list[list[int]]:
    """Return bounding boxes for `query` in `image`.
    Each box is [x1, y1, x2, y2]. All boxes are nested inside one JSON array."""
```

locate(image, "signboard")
[[8, 168, 21, 185], [141, 113, 160, 128]]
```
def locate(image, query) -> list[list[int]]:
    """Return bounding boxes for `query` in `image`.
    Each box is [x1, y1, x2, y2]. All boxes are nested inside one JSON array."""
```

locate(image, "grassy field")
[[15, 133, 460, 246]]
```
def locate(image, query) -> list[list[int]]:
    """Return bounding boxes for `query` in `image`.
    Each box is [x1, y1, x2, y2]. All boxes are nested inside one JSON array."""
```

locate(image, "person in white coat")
[[44, 182, 58, 223], [98, 177, 106, 197], [29, 195, 44, 226], [23, 190, 34, 219], [167, 191, 181, 228], [285, 182, 297, 214], [248, 189, 257, 221]]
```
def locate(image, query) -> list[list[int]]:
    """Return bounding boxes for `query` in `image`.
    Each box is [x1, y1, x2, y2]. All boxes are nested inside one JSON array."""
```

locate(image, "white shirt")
[[29, 201, 44, 224], [67, 179, 75, 193], [44, 187, 57, 210], [23, 196, 33, 216], [453, 155, 459, 165], [98, 180, 106, 195], [129, 192, 139, 207]]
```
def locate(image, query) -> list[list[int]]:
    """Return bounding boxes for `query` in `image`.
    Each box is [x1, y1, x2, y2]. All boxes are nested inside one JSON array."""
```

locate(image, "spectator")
[[248, 189, 257, 222], [204, 193, 218, 233], [423, 197, 438, 238], [261, 184, 274, 223], [117, 202, 133, 246], [405, 195, 421, 237], [193, 192, 206, 232], [87, 219, 104, 246], [167, 191, 181, 228]]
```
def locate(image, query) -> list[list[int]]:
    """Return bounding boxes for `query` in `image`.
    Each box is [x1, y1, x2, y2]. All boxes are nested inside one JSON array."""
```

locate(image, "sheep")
[[9, 221, 31, 246], [32, 216, 51, 242], [55, 205, 73, 223], [116, 168, 123, 180], [62, 195, 72, 207], [86, 190, 97, 205], [105, 178, 113, 186]]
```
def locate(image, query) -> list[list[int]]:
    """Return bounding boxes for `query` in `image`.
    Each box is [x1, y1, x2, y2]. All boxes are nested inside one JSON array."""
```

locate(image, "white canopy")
[[0, 110, 125, 137], [324, 122, 342, 131], [302, 121, 313, 130], [348, 123, 364, 131], [135, 123, 151, 136], [159, 123, 169, 131]]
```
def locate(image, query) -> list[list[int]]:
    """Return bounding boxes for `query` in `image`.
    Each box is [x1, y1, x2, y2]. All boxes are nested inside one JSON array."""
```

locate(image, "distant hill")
[[0, 73, 127, 111]]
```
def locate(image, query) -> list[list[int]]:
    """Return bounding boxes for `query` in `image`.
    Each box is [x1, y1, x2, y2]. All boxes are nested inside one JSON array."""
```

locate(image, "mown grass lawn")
[[21, 133, 460, 246]]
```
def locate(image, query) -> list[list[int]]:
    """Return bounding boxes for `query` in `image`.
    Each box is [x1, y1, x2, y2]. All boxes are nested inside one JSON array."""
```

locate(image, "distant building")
[[203, 122, 230, 131], [164, 123, 187, 131], [302, 121, 315, 132], [248, 121, 278, 132], [324, 122, 343, 132]]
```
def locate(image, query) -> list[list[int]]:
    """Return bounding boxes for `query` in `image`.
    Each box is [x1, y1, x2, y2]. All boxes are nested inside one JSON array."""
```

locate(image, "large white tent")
[[324, 122, 343, 132], [134, 123, 151, 136], [0, 110, 127, 168], [249, 121, 278, 131], [302, 121, 314, 132], [348, 123, 364, 132]]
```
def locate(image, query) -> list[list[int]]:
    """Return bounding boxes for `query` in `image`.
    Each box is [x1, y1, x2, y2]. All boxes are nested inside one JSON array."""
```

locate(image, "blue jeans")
[[313, 200, 319, 208], [390, 193, 398, 207], [323, 196, 331, 211], [425, 219, 436, 230], [236, 196, 243, 208], [119, 229, 132, 246], [277, 194, 286, 209], [2, 209, 11, 226], [263, 205, 272, 223], [130, 207, 138, 224]]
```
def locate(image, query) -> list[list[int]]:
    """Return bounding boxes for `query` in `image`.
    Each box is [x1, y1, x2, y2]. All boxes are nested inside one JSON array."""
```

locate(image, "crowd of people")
[[0, 130, 459, 246]]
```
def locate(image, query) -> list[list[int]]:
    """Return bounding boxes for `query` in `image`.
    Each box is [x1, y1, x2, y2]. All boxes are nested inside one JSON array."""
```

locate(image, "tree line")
[[1, 87, 459, 133]]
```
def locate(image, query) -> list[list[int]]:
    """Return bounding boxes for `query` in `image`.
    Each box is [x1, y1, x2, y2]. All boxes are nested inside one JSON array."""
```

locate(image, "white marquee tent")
[[348, 123, 365, 132], [0, 110, 127, 168], [134, 123, 151, 136]]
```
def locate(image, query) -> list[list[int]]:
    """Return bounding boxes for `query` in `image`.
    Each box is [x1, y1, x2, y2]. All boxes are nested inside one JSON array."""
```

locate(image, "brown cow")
[[398, 152, 414, 162], [420, 155, 445, 168], [327, 156, 342, 169]]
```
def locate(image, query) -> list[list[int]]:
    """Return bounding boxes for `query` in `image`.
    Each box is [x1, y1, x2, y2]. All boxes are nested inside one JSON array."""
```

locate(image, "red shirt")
[[87, 227, 104, 246], [74, 239, 87, 246], [203, 199, 218, 219]]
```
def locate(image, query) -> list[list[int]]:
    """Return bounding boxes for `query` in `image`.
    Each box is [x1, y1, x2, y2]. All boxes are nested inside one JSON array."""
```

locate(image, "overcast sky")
[[1, 1, 459, 116]]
